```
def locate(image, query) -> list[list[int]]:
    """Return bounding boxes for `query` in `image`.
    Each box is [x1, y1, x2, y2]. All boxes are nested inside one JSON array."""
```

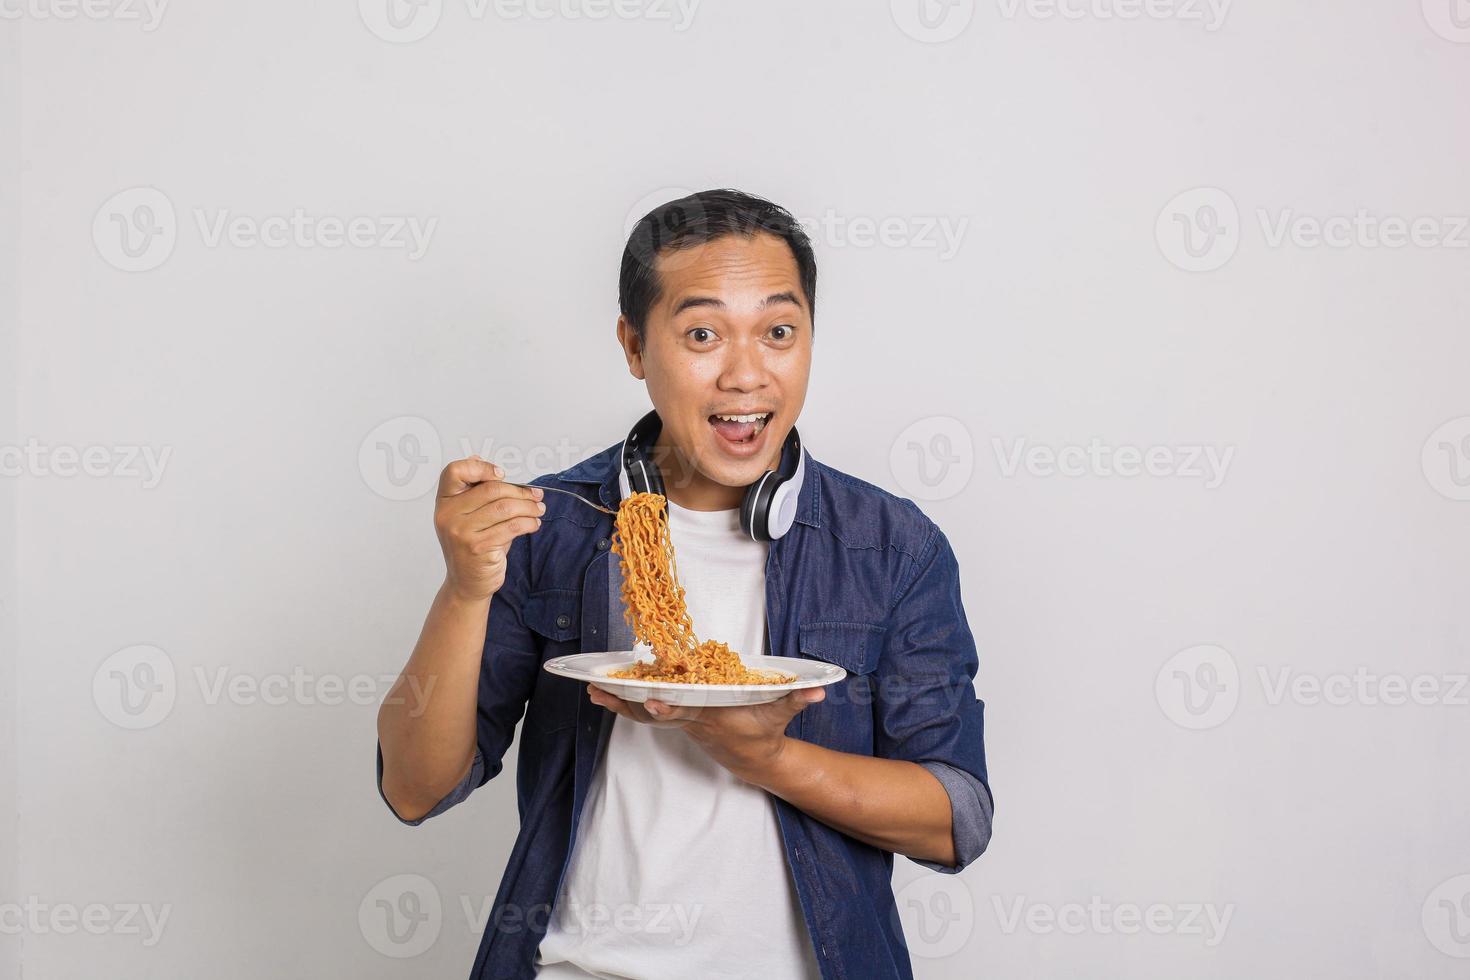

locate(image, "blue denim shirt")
[[376, 441, 992, 980]]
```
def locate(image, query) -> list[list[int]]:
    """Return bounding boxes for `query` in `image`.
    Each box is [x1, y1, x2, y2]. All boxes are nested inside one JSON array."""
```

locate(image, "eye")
[[769, 324, 795, 342], [687, 326, 717, 344]]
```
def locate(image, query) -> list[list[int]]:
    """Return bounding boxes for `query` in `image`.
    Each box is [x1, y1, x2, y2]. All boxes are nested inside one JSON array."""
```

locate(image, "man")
[[376, 189, 992, 980]]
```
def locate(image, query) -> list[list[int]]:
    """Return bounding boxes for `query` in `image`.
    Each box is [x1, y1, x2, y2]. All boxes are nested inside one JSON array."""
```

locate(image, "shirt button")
[[556, 614, 570, 629], [596, 538, 609, 551]]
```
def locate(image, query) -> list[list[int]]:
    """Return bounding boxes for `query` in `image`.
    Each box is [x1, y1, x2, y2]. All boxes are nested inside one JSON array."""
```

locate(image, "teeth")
[[713, 413, 771, 423]]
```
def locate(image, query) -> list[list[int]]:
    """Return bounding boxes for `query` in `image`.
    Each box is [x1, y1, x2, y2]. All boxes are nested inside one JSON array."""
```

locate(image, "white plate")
[[543, 651, 847, 706]]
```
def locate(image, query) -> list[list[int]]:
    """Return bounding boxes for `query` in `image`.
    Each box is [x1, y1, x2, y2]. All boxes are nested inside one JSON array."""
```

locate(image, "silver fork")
[[506, 482, 618, 516]]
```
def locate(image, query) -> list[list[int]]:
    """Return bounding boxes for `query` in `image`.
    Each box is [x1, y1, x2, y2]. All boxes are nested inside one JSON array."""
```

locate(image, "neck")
[[654, 431, 774, 511]]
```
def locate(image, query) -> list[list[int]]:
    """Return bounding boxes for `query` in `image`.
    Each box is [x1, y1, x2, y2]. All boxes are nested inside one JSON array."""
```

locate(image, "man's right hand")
[[434, 456, 546, 601]]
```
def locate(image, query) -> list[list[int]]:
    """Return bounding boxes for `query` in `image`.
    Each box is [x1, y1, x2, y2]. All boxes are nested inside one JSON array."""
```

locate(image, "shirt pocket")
[[523, 588, 584, 645], [522, 588, 584, 735], [796, 622, 885, 754]]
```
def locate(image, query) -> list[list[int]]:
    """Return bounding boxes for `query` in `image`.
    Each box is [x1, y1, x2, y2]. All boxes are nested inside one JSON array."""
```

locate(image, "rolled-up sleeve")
[[377, 743, 485, 826], [875, 522, 992, 872], [914, 761, 993, 873], [376, 529, 540, 826]]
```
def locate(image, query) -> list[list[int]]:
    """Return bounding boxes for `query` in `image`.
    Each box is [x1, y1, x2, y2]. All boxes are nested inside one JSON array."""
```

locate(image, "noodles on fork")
[[607, 492, 794, 685]]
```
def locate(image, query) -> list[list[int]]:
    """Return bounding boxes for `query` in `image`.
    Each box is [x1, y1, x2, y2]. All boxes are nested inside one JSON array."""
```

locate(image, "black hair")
[[618, 188, 817, 343]]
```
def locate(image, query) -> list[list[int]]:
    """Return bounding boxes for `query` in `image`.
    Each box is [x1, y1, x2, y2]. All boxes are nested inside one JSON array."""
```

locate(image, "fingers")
[[775, 688, 824, 720], [433, 458, 555, 600], [588, 685, 637, 720], [465, 490, 546, 531], [434, 465, 546, 540], [642, 698, 700, 722], [438, 456, 502, 497], [486, 520, 541, 548], [458, 478, 544, 517], [583, 688, 826, 729], [437, 503, 543, 551], [588, 687, 689, 727]]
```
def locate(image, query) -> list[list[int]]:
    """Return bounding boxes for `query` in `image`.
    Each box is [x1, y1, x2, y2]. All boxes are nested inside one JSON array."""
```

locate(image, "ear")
[[616, 315, 646, 380]]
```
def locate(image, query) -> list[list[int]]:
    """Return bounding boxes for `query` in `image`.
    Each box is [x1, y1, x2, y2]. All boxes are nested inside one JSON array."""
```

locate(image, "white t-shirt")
[[534, 500, 821, 980]]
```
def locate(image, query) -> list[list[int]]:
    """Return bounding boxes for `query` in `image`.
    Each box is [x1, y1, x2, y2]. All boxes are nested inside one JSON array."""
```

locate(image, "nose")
[[718, 336, 770, 392]]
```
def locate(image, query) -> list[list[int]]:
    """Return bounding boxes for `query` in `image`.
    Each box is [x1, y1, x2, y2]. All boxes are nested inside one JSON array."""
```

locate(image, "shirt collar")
[[558, 441, 821, 529]]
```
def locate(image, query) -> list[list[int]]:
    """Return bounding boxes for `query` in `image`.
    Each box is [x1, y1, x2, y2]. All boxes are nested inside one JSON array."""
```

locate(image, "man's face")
[[618, 232, 813, 508]]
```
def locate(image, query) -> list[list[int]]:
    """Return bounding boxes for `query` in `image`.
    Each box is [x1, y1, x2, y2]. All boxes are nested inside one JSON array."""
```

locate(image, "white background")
[[5, 1, 1470, 977]]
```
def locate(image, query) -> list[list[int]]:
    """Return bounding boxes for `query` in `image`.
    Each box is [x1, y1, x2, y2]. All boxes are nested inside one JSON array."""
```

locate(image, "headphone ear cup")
[[741, 427, 805, 542], [621, 410, 667, 499], [741, 471, 779, 542], [764, 479, 800, 539], [648, 464, 666, 498], [739, 483, 760, 540], [625, 456, 665, 497], [767, 443, 805, 538]]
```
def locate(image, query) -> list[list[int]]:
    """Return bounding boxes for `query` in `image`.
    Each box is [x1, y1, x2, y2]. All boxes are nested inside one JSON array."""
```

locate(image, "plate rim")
[[542, 652, 846, 691]]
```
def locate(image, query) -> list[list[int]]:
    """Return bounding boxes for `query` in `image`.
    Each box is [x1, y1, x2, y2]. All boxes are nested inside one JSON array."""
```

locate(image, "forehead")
[[653, 233, 804, 316]]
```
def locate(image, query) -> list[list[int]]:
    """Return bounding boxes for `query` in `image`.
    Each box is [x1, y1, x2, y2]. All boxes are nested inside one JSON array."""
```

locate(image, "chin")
[[711, 459, 768, 487], [677, 446, 754, 489]]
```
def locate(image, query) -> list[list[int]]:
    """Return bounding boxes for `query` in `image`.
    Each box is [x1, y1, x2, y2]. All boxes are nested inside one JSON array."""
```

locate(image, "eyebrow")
[[670, 291, 805, 317]]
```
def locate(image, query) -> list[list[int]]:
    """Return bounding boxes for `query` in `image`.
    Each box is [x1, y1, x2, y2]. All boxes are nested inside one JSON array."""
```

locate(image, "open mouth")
[[708, 411, 773, 446]]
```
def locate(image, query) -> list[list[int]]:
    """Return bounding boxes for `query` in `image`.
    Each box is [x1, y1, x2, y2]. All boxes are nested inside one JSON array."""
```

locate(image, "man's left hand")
[[586, 683, 825, 782]]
